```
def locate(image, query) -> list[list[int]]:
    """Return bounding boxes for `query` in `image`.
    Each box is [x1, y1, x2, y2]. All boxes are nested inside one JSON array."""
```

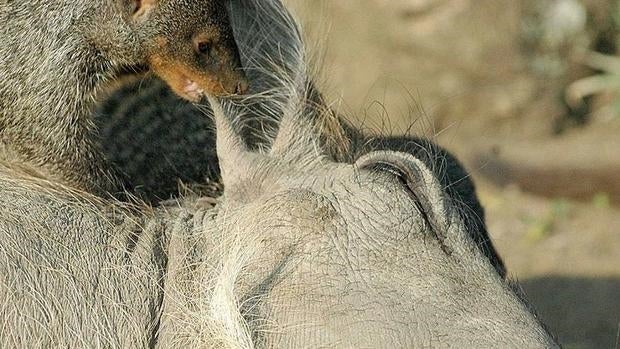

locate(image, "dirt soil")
[[287, 0, 620, 347]]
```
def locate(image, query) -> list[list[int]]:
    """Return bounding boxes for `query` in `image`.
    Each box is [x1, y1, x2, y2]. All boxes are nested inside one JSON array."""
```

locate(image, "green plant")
[[566, 51, 620, 118]]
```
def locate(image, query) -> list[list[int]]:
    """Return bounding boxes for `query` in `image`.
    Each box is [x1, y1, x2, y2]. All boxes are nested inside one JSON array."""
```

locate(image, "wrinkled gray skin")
[[0, 0, 557, 346]]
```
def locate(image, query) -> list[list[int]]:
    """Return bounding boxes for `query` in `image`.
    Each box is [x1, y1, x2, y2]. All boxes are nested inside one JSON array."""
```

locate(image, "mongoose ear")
[[132, 0, 157, 21]]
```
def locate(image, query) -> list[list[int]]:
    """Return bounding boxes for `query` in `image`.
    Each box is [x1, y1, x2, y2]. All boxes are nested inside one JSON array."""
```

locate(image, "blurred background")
[[285, 0, 619, 347]]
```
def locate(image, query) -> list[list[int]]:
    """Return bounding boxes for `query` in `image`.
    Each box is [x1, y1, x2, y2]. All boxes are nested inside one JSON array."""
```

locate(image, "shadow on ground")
[[521, 276, 620, 349]]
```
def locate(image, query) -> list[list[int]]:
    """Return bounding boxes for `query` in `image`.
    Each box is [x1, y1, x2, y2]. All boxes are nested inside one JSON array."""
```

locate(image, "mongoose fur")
[[0, 0, 247, 194]]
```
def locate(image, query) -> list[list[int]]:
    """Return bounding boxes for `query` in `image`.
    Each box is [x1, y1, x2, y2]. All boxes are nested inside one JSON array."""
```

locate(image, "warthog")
[[0, 82, 558, 347], [0, 0, 557, 346], [96, 76, 506, 278]]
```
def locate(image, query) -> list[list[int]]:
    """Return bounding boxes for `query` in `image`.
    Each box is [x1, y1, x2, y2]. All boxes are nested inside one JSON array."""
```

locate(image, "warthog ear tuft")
[[269, 85, 326, 160], [207, 95, 253, 189], [355, 150, 451, 248]]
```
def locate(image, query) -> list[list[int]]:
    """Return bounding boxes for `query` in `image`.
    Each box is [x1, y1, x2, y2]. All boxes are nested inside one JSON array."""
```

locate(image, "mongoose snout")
[[147, 31, 248, 101], [147, 39, 249, 102], [133, 0, 249, 101]]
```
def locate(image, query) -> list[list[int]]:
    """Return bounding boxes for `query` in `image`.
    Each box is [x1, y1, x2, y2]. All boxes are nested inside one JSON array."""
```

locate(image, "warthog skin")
[[0, 95, 558, 347], [0, 0, 556, 346]]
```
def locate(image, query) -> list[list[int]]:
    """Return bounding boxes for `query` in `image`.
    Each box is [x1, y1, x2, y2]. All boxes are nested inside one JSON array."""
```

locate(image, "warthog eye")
[[366, 162, 398, 175], [361, 161, 434, 226], [356, 151, 451, 255], [365, 162, 410, 188]]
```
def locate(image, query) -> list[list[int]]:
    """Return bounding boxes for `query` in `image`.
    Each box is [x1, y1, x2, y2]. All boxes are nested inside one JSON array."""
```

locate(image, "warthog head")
[[183, 84, 558, 347]]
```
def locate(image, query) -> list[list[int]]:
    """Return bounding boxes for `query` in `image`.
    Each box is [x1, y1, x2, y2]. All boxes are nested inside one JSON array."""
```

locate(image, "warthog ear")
[[269, 83, 327, 160], [270, 107, 321, 159], [207, 95, 253, 189], [355, 150, 451, 248]]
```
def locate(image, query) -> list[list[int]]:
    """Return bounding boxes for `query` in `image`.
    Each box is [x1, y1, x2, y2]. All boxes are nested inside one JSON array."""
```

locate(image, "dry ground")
[[287, 0, 620, 347]]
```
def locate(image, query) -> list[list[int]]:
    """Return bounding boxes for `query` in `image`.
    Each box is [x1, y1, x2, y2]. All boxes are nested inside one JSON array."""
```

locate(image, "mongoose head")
[[130, 0, 248, 101]]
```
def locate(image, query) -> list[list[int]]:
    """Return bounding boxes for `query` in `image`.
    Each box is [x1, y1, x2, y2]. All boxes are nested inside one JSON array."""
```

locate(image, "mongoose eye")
[[195, 41, 212, 56]]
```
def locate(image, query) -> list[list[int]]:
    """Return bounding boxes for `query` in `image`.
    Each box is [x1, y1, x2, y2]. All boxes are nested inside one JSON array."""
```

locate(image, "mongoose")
[[0, 0, 248, 194]]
